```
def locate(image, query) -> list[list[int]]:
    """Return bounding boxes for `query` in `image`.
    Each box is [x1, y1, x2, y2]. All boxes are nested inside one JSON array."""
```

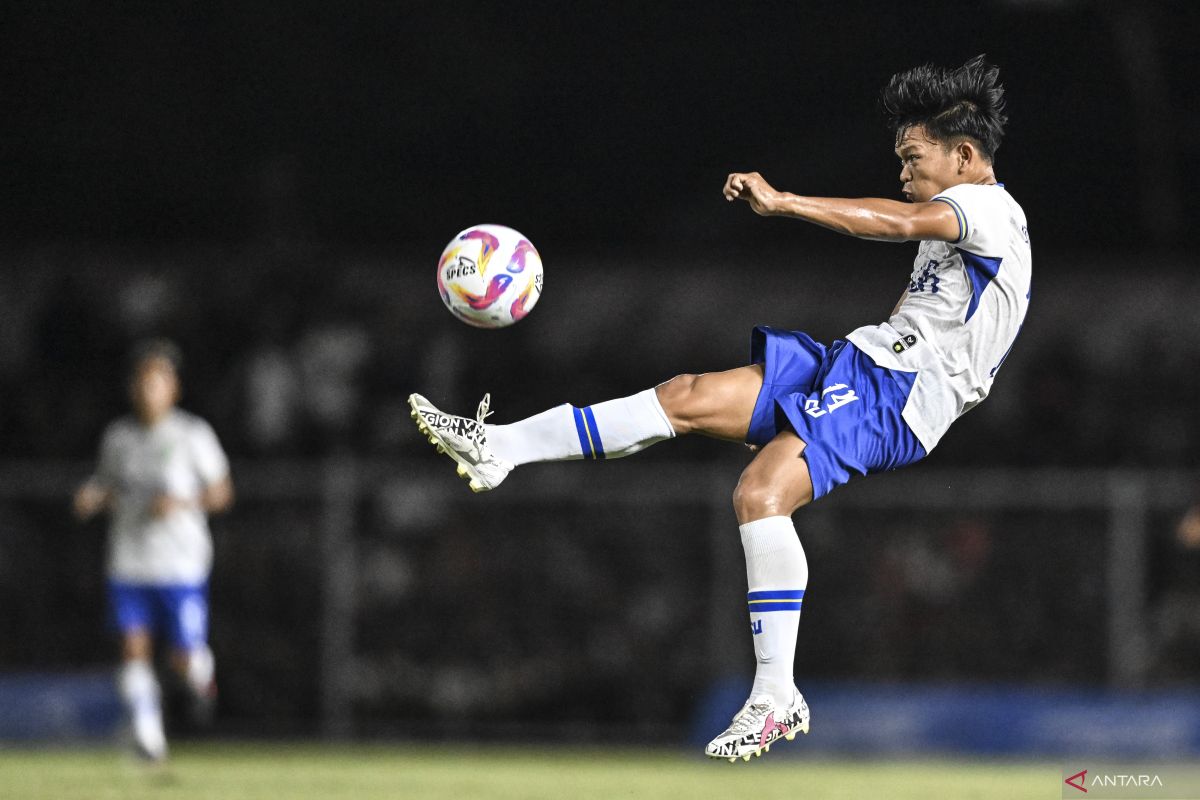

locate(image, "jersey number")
[[908, 260, 941, 294]]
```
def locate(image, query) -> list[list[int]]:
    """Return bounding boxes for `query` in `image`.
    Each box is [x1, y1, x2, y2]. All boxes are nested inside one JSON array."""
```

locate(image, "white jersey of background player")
[[410, 55, 1029, 762], [74, 340, 233, 762]]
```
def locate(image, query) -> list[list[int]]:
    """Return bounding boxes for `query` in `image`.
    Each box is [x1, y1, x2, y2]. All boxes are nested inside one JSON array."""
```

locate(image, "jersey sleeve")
[[931, 183, 1000, 254], [190, 419, 230, 485]]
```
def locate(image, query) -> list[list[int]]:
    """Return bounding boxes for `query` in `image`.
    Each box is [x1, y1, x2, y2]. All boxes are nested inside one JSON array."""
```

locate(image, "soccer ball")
[[437, 224, 543, 328]]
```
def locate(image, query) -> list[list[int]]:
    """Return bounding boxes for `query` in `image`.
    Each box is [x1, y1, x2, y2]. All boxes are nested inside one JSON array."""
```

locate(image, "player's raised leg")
[[408, 364, 765, 491], [655, 364, 765, 442], [706, 430, 813, 761]]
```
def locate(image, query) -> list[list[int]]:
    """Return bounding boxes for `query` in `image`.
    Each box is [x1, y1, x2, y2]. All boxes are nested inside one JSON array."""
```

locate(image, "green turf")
[[0, 743, 1057, 800]]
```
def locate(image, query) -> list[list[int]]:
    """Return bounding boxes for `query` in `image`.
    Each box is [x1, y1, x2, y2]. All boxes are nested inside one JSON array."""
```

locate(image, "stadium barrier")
[[692, 679, 1200, 757]]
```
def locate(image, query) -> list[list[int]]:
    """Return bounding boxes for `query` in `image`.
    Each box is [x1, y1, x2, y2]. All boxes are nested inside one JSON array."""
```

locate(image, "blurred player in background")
[[74, 339, 233, 762], [410, 55, 1029, 761]]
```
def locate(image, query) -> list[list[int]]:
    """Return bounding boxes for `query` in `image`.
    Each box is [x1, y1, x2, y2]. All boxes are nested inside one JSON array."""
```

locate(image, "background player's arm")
[[200, 476, 234, 514], [73, 479, 112, 521], [149, 476, 234, 518], [724, 172, 961, 243], [76, 424, 121, 525], [75, 428, 118, 521]]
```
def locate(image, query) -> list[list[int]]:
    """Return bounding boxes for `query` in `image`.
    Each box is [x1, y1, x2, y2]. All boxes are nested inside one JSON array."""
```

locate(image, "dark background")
[[2, 1, 1199, 739], [6, 1, 1196, 250]]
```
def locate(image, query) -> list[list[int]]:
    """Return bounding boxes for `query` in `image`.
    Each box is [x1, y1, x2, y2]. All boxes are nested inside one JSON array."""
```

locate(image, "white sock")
[[486, 388, 675, 466], [740, 516, 808, 706], [118, 660, 166, 757], [186, 645, 215, 696]]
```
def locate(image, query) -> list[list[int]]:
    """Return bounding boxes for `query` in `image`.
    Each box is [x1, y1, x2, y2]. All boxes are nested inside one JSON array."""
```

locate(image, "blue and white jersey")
[[845, 182, 1031, 452], [94, 410, 230, 584]]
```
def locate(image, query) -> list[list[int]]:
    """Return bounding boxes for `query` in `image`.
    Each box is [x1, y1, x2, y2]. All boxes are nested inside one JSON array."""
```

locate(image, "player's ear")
[[956, 140, 973, 172]]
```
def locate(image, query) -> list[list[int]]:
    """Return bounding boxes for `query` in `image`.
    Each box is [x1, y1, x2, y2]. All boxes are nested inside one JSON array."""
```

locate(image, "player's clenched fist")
[[723, 171, 781, 216]]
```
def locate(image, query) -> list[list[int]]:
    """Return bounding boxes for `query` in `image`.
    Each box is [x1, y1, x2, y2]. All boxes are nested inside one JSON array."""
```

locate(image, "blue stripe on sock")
[[747, 589, 805, 601], [582, 406, 606, 459], [571, 406, 593, 459], [747, 601, 803, 612]]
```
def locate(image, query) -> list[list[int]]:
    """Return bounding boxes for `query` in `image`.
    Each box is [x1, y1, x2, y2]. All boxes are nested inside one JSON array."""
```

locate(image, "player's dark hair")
[[129, 338, 183, 378], [881, 54, 1007, 162]]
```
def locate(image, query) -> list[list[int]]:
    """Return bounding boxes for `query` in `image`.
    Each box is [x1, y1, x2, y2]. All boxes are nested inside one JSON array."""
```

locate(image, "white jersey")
[[846, 182, 1031, 452], [95, 409, 230, 584]]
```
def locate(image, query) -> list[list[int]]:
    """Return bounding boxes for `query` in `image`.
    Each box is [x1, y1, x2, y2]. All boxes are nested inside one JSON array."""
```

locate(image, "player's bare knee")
[[732, 473, 792, 521], [655, 374, 700, 434], [122, 630, 152, 661]]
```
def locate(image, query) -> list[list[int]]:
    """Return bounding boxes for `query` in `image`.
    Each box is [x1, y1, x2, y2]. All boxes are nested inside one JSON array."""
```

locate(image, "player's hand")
[[723, 172, 781, 216], [73, 482, 109, 521], [1178, 506, 1200, 548], [149, 493, 190, 518]]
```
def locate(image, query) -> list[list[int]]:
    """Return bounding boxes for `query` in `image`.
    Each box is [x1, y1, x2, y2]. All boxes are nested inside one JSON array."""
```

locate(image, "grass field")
[[0, 743, 1059, 800]]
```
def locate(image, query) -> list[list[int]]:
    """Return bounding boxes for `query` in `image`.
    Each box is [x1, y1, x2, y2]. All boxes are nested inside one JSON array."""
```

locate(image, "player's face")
[[130, 358, 179, 423], [895, 125, 960, 203]]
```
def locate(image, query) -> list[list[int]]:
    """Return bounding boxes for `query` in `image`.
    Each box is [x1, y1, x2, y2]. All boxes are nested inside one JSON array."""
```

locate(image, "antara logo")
[[1065, 768, 1166, 793], [1064, 770, 1087, 792], [1093, 774, 1164, 788]]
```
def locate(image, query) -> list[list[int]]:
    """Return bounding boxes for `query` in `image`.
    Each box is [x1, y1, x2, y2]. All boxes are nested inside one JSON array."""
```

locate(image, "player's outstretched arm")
[[723, 171, 961, 243]]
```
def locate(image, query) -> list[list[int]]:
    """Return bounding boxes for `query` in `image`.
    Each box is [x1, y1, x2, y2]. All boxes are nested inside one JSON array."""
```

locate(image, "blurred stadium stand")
[[2, 459, 1199, 756], [5, 0, 1199, 773], [1, 249, 1198, 756]]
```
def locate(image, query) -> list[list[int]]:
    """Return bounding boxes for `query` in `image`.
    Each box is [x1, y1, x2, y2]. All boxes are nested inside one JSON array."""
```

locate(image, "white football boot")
[[704, 687, 810, 762], [408, 392, 513, 492]]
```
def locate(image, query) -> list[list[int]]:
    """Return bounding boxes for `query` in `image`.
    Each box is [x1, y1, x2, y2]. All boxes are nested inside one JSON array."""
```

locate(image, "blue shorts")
[[108, 580, 209, 650], [747, 326, 927, 499]]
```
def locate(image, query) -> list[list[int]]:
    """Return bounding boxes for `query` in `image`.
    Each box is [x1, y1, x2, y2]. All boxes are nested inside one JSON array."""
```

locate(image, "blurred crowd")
[[1, 246, 1198, 732], [3, 246, 1199, 469]]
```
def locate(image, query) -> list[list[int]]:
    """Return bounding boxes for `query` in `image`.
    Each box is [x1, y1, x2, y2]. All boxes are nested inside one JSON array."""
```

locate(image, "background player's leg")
[[170, 645, 216, 724], [731, 430, 814, 706], [166, 585, 217, 724], [170, 645, 214, 697], [118, 629, 167, 760], [110, 582, 167, 760], [486, 363, 765, 465]]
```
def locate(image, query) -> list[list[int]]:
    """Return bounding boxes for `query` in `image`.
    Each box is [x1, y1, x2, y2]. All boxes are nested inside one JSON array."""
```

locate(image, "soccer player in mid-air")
[[409, 55, 1030, 761], [74, 340, 233, 762]]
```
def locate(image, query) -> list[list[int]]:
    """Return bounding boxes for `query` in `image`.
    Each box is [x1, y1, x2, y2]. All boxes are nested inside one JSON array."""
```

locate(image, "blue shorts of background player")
[[746, 325, 927, 499], [108, 581, 209, 651]]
